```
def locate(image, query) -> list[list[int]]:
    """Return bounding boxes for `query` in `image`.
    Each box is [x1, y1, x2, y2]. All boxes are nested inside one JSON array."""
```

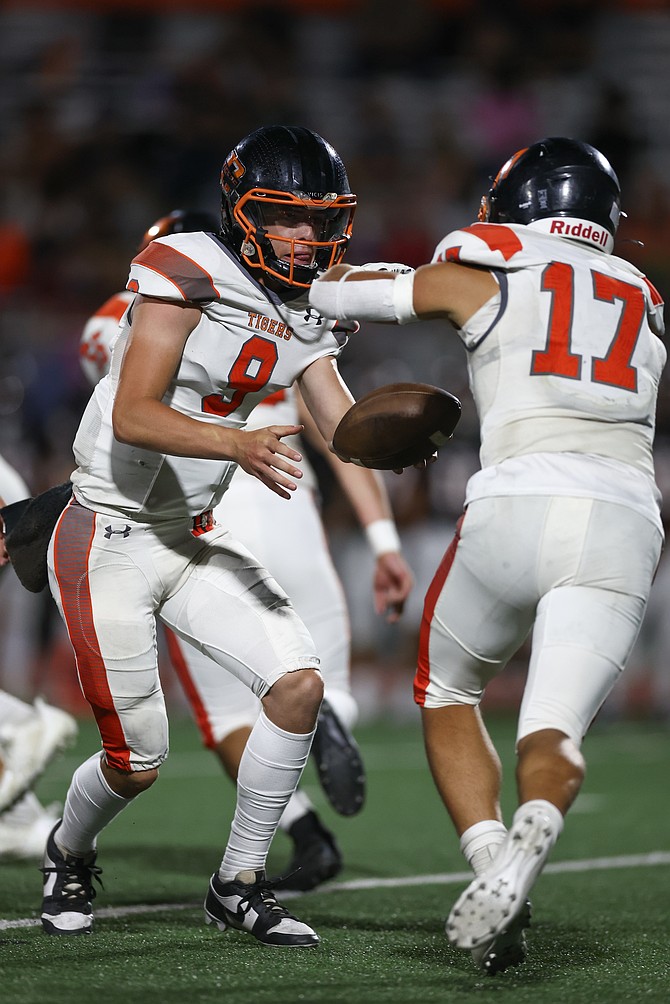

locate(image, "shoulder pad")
[[126, 233, 221, 302], [432, 223, 551, 270]]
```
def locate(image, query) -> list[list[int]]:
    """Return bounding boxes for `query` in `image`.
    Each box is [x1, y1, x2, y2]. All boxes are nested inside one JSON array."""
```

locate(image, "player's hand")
[[358, 262, 415, 274], [233, 424, 304, 500], [373, 551, 414, 623], [316, 263, 355, 283], [393, 452, 438, 475]]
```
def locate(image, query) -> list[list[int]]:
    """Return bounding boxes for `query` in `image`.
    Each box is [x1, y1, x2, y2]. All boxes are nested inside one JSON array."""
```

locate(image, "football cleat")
[[0, 698, 78, 813], [274, 810, 343, 892], [469, 899, 532, 975], [446, 809, 556, 956], [310, 699, 365, 816], [0, 792, 60, 860], [40, 822, 102, 935], [204, 869, 319, 947]]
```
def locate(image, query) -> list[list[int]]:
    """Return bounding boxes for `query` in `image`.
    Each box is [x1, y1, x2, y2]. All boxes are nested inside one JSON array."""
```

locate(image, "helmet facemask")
[[220, 125, 356, 290], [230, 187, 356, 288]]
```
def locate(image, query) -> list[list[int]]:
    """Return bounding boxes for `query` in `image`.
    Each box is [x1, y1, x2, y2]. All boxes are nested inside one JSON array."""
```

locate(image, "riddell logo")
[[549, 219, 609, 248]]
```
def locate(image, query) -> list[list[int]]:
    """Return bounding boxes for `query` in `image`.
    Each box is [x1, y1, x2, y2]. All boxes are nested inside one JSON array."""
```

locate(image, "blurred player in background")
[[310, 137, 665, 973], [80, 208, 415, 891], [0, 454, 78, 859], [41, 125, 413, 946]]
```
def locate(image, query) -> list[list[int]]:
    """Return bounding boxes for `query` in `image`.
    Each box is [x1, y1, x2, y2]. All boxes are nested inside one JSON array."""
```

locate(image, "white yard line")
[[2, 850, 669, 931]]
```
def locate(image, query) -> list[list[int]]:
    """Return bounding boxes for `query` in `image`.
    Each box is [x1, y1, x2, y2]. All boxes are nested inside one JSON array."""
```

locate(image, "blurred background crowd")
[[1, 0, 670, 724]]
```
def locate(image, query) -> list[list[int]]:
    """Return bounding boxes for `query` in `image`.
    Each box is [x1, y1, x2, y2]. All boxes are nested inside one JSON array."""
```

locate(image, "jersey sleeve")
[[643, 277, 665, 338], [126, 234, 221, 303], [432, 222, 550, 271]]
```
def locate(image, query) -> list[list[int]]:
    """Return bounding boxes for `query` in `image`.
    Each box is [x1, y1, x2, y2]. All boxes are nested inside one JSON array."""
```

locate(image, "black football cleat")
[[274, 811, 343, 892], [204, 869, 319, 947], [40, 822, 102, 935], [311, 700, 365, 816]]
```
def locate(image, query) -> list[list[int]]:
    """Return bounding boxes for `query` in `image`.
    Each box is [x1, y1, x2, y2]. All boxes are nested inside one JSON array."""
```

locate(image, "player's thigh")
[[416, 501, 541, 708], [218, 482, 349, 678], [166, 628, 260, 745], [48, 503, 168, 769], [160, 527, 320, 700], [519, 504, 663, 744]]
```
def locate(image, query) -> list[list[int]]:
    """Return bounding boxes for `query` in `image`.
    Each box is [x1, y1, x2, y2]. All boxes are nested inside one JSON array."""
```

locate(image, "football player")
[[310, 137, 665, 972], [0, 454, 78, 859], [41, 125, 413, 945], [79, 209, 415, 891]]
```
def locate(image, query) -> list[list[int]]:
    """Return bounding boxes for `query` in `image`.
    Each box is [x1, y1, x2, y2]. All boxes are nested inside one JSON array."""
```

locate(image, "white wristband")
[[365, 518, 401, 557], [392, 269, 418, 324]]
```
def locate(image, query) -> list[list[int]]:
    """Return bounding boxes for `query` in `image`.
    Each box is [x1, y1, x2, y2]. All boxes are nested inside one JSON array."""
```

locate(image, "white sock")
[[323, 688, 358, 731], [219, 710, 314, 879], [514, 798, 564, 842], [57, 753, 131, 857], [460, 819, 508, 876], [0, 691, 35, 727], [279, 788, 314, 832]]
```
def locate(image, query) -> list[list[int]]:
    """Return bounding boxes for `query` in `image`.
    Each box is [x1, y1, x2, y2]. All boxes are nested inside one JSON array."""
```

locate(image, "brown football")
[[332, 382, 462, 470]]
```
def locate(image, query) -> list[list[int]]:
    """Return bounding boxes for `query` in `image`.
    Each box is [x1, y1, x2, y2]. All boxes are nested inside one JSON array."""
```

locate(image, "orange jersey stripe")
[[164, 629, 216, 749], [130, 242, 220, 301], [461, 223, 524, 260], [53, 504, 131, 770], [414, 513, 465, 707]]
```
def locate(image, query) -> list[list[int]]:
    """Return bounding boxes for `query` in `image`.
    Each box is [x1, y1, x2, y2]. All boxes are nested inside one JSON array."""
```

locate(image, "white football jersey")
[[79, 290, 134, 386], [432, 222, 666, 525], [72, 232, 345, 519], [235, 384, 317, 493]]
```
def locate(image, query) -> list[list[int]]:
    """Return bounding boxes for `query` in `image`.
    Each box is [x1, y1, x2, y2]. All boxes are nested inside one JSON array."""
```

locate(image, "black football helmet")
[[137, 209, 220, 252], [220, 125, 356, 288], [479, 138, 622, 253]]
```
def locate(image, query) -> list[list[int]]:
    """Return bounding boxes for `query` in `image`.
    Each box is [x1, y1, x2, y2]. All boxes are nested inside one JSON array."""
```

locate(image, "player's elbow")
[[112, 401, 143, 446]]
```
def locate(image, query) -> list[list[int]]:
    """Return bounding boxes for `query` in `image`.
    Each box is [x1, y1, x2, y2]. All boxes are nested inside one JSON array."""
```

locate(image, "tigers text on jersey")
[[72, 232, 344, 520], [432, 222, 666, 528]]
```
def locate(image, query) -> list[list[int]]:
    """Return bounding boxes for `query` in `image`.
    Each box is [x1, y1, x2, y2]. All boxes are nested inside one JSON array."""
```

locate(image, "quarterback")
[[41, 125, 411, 946], [310, 137, 666, 973], [79, 208, 414, 893]]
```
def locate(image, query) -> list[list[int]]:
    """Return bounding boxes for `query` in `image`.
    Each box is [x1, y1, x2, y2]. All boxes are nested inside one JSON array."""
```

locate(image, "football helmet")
[[220, 125, 356, 288], [479, 138, 622, 253], [137, 209, 219, 252]]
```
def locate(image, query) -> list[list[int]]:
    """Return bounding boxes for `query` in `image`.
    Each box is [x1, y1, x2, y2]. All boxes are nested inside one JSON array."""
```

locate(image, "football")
[[332, 382, 462, 470]]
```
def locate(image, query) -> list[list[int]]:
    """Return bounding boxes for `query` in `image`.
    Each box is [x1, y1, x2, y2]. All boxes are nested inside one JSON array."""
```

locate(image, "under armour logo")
[[303, 307, 323, 325], [104, 524, 132, 539]]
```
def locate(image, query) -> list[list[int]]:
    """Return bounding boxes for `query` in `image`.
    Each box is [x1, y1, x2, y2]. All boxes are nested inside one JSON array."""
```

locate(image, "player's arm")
[[296, 362, 414, 621], [112, 295, 303, 499], [309, 261, 499, 329]]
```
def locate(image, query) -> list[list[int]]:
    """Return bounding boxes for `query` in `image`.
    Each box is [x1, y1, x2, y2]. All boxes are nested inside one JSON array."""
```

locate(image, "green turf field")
[[1, 712, 668, 1003]]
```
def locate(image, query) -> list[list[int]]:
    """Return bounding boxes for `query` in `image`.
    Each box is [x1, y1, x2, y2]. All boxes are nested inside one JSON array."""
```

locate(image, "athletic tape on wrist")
[[310, 272, 399, 323], [365, 518, 401, 557], [391, 270, 418, 324]]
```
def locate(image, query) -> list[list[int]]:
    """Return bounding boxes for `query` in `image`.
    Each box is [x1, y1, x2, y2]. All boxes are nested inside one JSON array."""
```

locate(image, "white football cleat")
[[0, 698, 78, 813], [469, 898, 532, 974], [446, 808, 557, 956], [0, 791, 60, 859]]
